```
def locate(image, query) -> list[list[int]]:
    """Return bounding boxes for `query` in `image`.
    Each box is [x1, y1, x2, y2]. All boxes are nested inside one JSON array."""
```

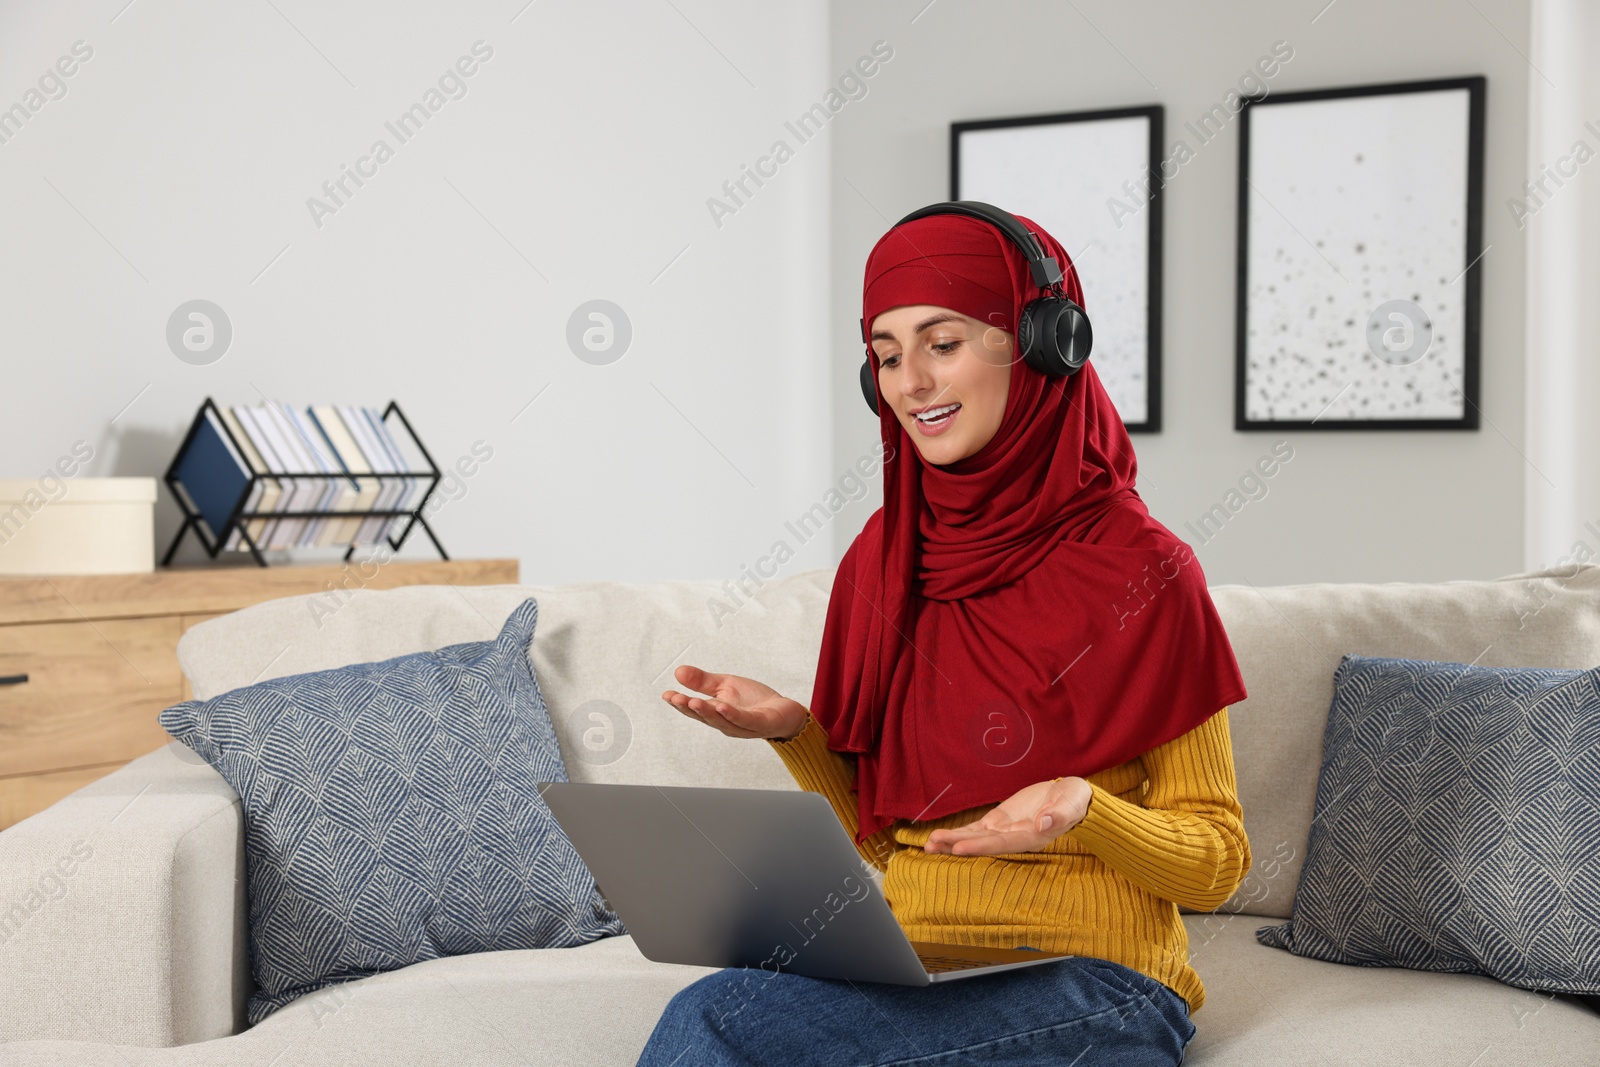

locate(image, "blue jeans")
[[635, 954, 1196, 1066]]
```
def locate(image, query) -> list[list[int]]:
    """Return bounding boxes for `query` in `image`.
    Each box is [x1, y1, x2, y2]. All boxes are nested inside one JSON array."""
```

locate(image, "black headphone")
[[859, 200, 1093, 415]]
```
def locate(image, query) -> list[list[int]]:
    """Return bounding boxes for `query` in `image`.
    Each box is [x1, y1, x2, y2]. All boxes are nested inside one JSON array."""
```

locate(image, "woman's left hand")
[[923, 777, 1093, 856]]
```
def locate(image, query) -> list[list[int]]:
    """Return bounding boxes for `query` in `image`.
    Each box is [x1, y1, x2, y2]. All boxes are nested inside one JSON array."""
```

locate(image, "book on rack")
[[215, 406, 282, 549], [306, 406, 381, 545], [169, 406, 254, 546]]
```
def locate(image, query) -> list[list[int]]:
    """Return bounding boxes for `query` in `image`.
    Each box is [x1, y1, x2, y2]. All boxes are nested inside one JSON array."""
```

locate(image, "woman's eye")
[[931, 341, 960, 355], [878, 355, 899, 368]]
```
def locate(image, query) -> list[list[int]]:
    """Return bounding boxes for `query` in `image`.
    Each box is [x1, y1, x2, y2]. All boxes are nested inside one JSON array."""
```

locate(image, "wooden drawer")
[[0, 617, 183, 777], [0, 558, 519, 831]]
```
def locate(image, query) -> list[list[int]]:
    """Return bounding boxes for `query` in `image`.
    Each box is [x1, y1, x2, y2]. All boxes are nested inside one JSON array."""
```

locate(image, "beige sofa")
[[2, 563, 1599, 1065]]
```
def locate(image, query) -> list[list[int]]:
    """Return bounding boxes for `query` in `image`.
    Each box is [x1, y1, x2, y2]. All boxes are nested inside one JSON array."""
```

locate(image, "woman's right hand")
[[661, 664, 809, 742]]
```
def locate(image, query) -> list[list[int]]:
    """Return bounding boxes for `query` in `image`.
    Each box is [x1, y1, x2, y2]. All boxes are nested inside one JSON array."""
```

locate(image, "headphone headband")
[[892, 201, 1065, 290]]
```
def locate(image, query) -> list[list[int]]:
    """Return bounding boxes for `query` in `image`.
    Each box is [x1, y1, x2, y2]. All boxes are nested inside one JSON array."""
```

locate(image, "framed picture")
[[1234, 75, 1486, 430], [953, 105, 1164, 432]]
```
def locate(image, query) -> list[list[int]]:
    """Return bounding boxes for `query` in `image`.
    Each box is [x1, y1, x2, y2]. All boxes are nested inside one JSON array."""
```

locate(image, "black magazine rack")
[[161, 397, 449, 568]]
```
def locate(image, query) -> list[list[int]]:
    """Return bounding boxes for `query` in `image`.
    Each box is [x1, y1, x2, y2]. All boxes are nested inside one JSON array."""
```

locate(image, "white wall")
[[0, 0, 833, 585], [5, 1, 1581, 591], [828, 0, 1541, 585]]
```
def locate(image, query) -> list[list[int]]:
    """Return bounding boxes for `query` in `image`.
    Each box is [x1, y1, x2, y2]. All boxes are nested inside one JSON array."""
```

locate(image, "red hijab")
[[811, 210, 1248, 844]]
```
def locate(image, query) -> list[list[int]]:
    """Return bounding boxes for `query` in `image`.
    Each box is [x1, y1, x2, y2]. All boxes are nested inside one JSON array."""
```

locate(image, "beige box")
[[0, 477, 156, 575]]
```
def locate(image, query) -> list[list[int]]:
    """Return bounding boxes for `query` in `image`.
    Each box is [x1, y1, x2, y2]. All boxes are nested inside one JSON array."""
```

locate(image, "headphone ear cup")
[[1055, 300, 1093, 374], [1016, 303, 1044, 369], [1021, 298, 1094, 377], [860, 357, 880, 415]]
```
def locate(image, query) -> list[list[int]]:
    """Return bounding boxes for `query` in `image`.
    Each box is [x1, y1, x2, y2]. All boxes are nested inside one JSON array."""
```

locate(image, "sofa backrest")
[[176, 561, 1600, 920], [177, 569, 838, 795], [1202, 561, 1600, 918]]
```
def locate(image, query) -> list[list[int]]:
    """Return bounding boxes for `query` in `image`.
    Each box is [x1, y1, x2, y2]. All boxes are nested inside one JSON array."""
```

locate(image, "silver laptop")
[[538, 781, 1074, 985]]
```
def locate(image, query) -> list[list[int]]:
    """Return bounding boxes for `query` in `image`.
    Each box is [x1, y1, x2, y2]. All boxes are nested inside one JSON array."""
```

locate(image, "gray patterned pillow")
[[1256, 654, 1600, 995], [159, 598, 625, 1024]]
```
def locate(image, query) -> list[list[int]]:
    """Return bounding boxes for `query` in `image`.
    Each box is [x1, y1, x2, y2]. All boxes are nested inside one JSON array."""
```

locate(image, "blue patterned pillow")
[[1256, 654, 1600, 994], [159, 597, 625, 1024]]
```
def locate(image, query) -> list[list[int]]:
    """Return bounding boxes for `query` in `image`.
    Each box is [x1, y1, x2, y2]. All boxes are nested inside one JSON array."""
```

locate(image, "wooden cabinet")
[[0, 617, 184, 776], [0, 558, 519, 830]]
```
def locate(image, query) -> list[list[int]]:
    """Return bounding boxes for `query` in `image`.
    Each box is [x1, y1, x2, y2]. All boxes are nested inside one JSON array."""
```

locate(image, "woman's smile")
[[912, 402, 962, 436]]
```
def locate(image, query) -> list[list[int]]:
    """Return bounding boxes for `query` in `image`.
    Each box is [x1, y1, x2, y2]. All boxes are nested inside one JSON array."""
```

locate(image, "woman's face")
[[869, 304, 1014, 465]]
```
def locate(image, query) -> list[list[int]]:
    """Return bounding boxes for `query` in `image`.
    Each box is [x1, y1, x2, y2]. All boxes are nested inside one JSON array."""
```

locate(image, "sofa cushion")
[[1254, 654, 1600, 993], [159, 598, 624, 1024], [1203, 562, 1600, 918]]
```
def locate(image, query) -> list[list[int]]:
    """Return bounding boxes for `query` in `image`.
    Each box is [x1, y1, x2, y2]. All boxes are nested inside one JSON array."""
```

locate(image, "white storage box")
[[0, 476, 156, 575]]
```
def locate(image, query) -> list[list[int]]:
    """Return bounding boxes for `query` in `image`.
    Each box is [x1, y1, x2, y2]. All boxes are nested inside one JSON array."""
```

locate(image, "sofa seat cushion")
[[0, 935, 718, 1066], [0, 921, 1596, 1065], [244, 933, 719, 1064], [1184, 915, 1600, 1065]]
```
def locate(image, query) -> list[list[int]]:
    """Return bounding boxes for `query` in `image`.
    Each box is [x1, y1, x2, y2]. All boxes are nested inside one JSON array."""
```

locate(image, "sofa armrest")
[[0, 742, 249, 1047]]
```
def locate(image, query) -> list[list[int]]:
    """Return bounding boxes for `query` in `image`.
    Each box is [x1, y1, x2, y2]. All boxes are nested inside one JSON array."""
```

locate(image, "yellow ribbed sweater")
[[766, 706, 1249, 1013]]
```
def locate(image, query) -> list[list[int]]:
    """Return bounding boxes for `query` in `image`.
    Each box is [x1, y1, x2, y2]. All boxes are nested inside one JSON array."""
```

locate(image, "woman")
[[640, 208, 1250, 1066]]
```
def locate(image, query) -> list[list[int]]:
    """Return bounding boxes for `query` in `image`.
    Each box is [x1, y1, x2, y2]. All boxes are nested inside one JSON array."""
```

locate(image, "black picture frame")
[[1234, 75, 1486, 431], [952, 105, 1165, 433]]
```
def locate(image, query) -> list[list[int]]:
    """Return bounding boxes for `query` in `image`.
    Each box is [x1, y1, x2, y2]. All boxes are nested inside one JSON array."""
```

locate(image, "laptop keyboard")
[[916, 953, 998, 974]]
